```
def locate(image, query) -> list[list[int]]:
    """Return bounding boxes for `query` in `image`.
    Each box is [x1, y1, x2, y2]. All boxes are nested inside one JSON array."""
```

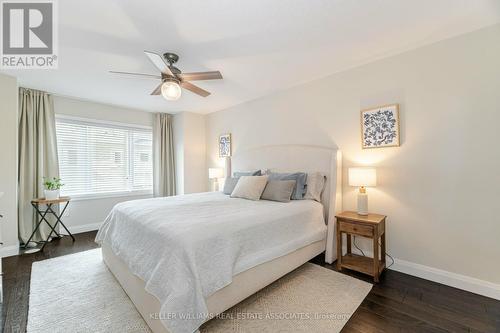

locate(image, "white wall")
[[173, 112, 207, 194], [53, 96, 154, 233], [206, 24, 500, 289], [0, 74, 18, 256], [183, 113, 207, 193], [54, 96, 153, 127]]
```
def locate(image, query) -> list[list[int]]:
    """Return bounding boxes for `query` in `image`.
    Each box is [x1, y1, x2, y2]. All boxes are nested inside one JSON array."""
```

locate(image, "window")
[[56, 116, 153, 198]]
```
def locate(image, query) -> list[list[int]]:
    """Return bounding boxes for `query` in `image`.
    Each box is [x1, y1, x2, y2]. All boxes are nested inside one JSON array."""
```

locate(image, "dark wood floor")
[[2, 231, 499, 333]]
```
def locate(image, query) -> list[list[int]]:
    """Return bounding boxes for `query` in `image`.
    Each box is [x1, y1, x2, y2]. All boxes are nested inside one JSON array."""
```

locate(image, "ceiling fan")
[[110, 51, 223, 101]]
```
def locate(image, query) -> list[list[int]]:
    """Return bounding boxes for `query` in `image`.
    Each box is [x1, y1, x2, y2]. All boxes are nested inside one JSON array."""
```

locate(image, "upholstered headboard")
[[230, 144, 342, 263]]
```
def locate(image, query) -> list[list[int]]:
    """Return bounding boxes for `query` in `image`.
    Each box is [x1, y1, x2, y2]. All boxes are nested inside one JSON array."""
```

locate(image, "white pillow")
[[230, 175, 268, 201], [304, 172, 326, 202]]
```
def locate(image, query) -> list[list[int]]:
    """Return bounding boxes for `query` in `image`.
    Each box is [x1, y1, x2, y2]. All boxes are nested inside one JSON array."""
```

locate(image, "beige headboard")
[[230, 144, 342, 264]]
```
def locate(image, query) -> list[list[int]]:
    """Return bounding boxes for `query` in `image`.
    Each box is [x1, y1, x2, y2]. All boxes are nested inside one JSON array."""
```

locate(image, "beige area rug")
[[27, 249, 371, 333]]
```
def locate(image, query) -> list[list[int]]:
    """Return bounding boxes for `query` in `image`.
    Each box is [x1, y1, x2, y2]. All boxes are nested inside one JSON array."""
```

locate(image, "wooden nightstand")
[[335, 211, 386, 282]]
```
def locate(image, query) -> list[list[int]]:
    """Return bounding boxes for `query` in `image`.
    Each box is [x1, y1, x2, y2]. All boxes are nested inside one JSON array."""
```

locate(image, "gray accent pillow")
[[223, 177, 239, 195], [268, 172, 307, 200], [230, 176, 268, 201], [261, 180, 296, 203], [233, 170, 261, 177], [304, 172, 327, 202]]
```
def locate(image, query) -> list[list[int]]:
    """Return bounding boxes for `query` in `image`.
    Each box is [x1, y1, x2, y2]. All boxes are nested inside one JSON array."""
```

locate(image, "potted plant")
[[43, 177, 64, 200]]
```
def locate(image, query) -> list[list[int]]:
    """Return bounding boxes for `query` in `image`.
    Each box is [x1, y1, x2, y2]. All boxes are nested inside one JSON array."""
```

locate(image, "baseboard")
[[0, 242, 20, 258], [59, 222, 102, 235], [390, 257, 500, 300], [342, 245, 500, 301]]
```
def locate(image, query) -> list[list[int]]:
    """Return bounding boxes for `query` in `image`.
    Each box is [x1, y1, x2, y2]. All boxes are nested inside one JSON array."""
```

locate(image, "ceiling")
[[2, 0, 500, 114]]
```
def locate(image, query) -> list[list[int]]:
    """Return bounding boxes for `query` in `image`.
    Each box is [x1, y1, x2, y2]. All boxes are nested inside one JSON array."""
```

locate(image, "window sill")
[[64, 190, 153, 202]]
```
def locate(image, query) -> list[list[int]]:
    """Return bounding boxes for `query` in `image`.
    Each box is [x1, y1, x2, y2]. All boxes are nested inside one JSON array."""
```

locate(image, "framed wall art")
[[361, 104, 400, 149], [219, 133, 232, 157]]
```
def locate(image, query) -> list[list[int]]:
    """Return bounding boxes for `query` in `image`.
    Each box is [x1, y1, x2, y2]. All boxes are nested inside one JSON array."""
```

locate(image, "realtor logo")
[[1, 0, 58, 69]]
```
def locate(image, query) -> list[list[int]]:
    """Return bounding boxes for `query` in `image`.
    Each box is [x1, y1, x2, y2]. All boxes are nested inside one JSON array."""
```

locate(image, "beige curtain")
[[153, 113, 176, 197], [18, 88, 60, 244]]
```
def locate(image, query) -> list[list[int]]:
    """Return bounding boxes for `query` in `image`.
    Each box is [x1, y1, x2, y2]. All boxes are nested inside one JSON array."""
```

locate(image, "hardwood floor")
[[2, 231, 499, 333], [312, 258, 500, 333]]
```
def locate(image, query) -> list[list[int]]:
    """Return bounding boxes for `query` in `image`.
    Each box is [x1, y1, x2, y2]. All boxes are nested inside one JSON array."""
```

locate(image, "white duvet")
[[95, 192, 327, 333]]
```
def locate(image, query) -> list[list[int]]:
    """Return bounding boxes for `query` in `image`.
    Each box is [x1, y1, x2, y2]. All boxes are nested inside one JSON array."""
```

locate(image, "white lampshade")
[[348, 167, 377, 187], [208, 168, 224, 179], [161, 81, 182, 101]]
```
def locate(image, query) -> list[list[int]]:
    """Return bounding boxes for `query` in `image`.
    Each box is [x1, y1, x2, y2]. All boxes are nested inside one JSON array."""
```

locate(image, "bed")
[[96, 145, 342, 333]]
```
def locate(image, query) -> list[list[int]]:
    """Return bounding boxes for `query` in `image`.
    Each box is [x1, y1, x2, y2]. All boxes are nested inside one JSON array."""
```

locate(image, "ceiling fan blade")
[[150, 82, 163, 95], [144, 51, 174, 76], [180, 81, 210, 97], [178, 71, 223, 81], [109, 71, 161, 79]]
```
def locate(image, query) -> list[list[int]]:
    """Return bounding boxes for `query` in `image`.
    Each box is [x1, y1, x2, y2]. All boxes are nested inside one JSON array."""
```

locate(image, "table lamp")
[[209, 168, 224, 191], [348, 167, 377, 215]]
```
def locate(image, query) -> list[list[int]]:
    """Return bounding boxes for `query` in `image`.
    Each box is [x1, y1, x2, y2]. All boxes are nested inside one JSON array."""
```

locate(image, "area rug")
[[27, 249, 371, 333]]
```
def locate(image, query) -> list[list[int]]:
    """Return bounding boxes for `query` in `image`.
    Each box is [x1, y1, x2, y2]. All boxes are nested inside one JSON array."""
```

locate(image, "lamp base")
[[357, 193, 368, 215], [212, 180, 220, 192]]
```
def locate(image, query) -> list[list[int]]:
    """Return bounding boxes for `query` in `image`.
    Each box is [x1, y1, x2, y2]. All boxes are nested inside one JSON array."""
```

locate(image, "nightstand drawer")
[[339, 221, 373, 237]]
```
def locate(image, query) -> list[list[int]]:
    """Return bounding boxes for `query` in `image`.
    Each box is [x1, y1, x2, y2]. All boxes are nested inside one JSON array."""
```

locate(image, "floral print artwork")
[[219, 134, 231, 157], [362, 105, 400, 148]]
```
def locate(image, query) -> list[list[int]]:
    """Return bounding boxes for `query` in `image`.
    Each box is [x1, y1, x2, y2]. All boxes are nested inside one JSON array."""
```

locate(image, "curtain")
[[153, 113, 176, 197], [18, 88, 60, 244]]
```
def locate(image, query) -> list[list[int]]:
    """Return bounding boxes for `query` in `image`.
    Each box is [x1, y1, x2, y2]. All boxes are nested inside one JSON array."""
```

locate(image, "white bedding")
[[95, 192, 327, 333]]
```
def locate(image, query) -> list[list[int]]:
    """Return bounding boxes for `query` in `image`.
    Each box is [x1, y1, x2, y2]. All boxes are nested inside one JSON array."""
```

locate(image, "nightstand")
[[335, 211, 386, 282]]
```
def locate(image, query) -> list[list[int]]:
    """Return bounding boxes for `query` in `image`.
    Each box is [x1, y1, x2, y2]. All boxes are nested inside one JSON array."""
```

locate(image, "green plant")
[[43, 177, 64, 190]]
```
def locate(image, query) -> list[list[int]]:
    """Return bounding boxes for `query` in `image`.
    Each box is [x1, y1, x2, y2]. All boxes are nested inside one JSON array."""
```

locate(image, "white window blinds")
[[55, 117, 153, 198]]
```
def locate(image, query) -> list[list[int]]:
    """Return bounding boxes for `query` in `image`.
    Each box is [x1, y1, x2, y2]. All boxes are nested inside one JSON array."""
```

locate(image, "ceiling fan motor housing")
[[170, 66, 181, 75], [161, 72, 180, 82]]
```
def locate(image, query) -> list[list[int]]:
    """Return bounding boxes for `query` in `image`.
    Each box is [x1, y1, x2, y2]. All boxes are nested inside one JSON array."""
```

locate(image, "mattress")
[[95, 192, 327, 333]]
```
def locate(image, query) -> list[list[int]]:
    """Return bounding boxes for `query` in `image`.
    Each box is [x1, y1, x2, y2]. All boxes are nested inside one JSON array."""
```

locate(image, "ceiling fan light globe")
[[161, 81, 182, 101]]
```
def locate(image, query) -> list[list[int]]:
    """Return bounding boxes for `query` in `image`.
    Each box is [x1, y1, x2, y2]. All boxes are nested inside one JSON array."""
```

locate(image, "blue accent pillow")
[[268, 172, 307, 200], [222, 177, 239, 195], [233, 170, 261, 177]]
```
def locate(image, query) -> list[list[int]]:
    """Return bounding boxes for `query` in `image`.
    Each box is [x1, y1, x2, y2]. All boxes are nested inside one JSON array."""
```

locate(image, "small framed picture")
[[219, 133, 231, 157], [361, 104, 400, 149]]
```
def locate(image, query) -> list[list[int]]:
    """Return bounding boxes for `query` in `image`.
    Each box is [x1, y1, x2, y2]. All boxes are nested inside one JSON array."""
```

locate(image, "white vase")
[[44, 189, 60, 200]]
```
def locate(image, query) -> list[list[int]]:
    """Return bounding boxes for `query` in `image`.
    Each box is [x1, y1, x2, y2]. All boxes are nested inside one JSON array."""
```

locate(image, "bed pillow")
[[222, 177, 239, 195], [268, 172, 307, 200], [233, 170, 261, 177], [230, 175, 268, 201], [304, 172, 326, 202], [224, 171, 262, 194], [261, 180, 296, 203]]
